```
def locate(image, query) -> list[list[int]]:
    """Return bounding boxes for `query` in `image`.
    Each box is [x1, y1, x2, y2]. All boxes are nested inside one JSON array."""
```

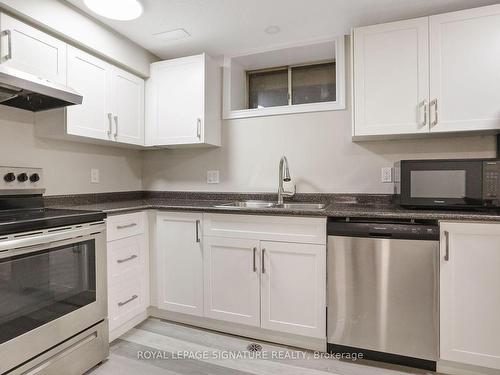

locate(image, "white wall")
[[142, 111, 496, 194], [0, 0, 158, 76], [0, 107, 142, 196]]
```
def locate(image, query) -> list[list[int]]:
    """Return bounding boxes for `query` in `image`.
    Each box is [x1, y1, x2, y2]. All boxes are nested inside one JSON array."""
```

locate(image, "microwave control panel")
[[483, 161, 500, 205]]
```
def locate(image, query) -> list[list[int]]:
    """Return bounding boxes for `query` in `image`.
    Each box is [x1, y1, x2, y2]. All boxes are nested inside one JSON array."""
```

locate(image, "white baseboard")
[[438, 360, 500, 375]]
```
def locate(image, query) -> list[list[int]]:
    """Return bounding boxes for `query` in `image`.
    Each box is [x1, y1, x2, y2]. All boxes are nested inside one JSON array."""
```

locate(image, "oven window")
[[411, 170, 466, 198], [0, 240, 95, 345]]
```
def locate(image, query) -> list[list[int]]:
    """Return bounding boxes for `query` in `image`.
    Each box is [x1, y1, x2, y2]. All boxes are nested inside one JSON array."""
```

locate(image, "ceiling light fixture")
[[83, 0, 143, 21], [265, 25, 281, 35]]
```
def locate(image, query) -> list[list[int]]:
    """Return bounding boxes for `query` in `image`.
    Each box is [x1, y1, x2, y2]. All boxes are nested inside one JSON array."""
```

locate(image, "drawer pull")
[[118, 294, 138, 307], [116, 223, 138, 230], [117, 254, 138, 264]]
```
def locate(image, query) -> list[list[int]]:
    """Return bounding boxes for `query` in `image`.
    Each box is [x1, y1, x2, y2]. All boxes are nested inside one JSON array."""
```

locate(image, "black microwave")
[[395, 159, 500, 209]]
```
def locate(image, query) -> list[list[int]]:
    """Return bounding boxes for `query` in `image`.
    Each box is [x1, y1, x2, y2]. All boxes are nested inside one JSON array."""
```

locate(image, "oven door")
[[0, 223, 106, 374], [400, 160, 484, 208]]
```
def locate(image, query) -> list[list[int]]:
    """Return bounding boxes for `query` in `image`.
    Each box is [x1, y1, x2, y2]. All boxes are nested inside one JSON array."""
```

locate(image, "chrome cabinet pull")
[[2, 30, 12, 60], [444, 230, 450, 261], [114, 115, 119, 139], [430, 99, 438, 127], [420, 100, 428, 127], [116, 222, 137, 230], [107, 113, 113, 137], [118, 294, 138, 307], [196, 118, 201, 139], [252, 247, 257, 272], [195, 220, 200, 243], [117, 254, 138, 264], [262, 248, 266, 274]]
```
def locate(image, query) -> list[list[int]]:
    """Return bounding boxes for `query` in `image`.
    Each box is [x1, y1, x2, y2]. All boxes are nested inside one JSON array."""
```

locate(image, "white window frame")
[[223, 36, 345, 120]]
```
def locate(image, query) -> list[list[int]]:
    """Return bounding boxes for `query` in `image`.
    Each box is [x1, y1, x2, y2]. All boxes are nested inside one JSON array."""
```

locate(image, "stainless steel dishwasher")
[[327, 218, 439, 371]]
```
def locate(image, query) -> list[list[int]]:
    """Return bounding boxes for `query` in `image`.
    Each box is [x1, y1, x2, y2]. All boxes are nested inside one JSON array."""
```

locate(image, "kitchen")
[[0, 0, 499, 374]]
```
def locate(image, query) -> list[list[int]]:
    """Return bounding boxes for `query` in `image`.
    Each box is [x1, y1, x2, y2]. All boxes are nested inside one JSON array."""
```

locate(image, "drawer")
[[108, 276, 144, 331], [107, 235, 144, 283], [203, 213, 326, 244], [107, 211, 145, 241]]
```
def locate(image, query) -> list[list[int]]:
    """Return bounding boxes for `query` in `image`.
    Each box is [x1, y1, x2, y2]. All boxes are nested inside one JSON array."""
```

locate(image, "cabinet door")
[[440, 222, 500, 369], [429, 5, 500, 133], [260, 241, 326, 338], [156, 212, 203, 316], [112, 67, 144, 145], [203, 236, 260, 326], [147, 54, 204, 145], [353, 17, 429, 137], [0, 13, 67, 84], [66, 46, 112, 141]]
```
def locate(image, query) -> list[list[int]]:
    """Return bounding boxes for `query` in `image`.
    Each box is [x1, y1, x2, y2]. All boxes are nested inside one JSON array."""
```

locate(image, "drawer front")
[[107, 235, 144, 283], [108, 276, 143, 331], [203, 214, 326, 245], [107, 211, 145, 241]]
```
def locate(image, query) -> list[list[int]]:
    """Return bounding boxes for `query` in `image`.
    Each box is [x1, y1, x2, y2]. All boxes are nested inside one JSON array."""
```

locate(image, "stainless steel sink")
[[274, 203, 326, 210], [214, 200, 325, 211]]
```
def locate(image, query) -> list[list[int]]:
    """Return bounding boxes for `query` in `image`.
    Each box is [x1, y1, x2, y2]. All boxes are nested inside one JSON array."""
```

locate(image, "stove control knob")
[[3, 172, 15, 182], [29, 173, 40, 183], [17, 173, 28, 182]]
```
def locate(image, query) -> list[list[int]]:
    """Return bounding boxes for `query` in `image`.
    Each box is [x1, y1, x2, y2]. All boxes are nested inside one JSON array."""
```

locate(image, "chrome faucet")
[[278, 156, 296, 205]]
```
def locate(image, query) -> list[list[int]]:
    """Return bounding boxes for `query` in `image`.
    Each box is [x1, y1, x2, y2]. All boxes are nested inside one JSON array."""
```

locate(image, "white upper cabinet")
[[146, 53, 221, 147], [353, 18, 429, 137], [353, 4, 500, 139], [0, 13, 67, 84], [440, 222, 500, 370], [429, 4, 500, 133], [110, 67, 145, 145], [260, 241, 326, 338], [66, 46, 113, 141]]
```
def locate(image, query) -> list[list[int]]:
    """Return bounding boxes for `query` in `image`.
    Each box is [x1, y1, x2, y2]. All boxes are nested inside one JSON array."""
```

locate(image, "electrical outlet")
[[381, 167, 393, 183], [207, 170, 220, 184], [91, 168, 100, 183]]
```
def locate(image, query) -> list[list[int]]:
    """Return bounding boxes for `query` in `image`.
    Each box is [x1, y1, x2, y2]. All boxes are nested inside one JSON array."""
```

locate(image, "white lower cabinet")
[[156, 212, 204, 316], [260, 241, 326, 338], [440, 222, 500, 370], [203, 237, 261, 326], [106, 212, 149, 341]]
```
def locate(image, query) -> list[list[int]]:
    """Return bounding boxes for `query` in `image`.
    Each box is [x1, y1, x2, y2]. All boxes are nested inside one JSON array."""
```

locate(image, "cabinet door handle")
[[114, 115, 119, 139], [2, 30, 12, 60], [117, 254, 138, 264], [107, 113, 113, 137], [262, 248, 266, 274], [252, 247, 257, 272], [444, 230, 450, 261], [116, 222, 137, 229], [196, 118, 201, 139], [118, 294, 138, 307], [195, 220, 200, 243], [430, 99, 438, 127], [420, 100, 428, 127]]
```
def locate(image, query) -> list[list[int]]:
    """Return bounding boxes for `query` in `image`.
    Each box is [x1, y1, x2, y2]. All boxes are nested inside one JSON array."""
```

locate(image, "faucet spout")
[[278, 156, 296, 204]]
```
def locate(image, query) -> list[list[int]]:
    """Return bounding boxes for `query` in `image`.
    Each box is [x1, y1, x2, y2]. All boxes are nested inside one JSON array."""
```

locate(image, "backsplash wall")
[[0, 107, 143, 196], [142, 110, 496, 194]]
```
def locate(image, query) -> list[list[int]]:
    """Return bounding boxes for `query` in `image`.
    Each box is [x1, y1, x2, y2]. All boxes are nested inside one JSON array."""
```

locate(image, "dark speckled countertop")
[[44, 191, 500, 222]]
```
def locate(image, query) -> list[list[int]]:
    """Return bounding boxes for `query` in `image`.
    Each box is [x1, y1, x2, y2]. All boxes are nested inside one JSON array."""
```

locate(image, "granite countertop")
[[44, 191, 500, 222]]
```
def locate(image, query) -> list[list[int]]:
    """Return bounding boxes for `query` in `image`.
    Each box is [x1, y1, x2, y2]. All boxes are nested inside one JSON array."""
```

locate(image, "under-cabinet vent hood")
[[0, 65, 82, 112]]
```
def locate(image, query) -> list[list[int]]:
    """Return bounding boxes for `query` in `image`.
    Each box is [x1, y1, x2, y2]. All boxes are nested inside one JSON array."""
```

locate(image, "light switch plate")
[[381, 167, 393, 183], [207, 170, 220, 184], [91, 168, 100, 183]]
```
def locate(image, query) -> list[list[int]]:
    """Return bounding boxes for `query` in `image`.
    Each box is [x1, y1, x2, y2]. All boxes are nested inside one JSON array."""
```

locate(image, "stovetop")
[[0, 207, 106, 236]]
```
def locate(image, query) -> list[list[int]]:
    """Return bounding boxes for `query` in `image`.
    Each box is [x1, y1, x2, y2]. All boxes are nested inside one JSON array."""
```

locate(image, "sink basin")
[[214, 200, 276, 209], [214, 201, 325, 211], [275, 203, 326, 210]]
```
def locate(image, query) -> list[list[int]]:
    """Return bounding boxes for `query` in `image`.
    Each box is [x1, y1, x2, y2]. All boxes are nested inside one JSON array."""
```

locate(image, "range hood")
[[0, 65, 82, 112]]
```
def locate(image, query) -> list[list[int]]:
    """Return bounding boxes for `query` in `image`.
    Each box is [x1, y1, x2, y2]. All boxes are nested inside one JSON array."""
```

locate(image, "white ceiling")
[[65, 0, 500, 59]]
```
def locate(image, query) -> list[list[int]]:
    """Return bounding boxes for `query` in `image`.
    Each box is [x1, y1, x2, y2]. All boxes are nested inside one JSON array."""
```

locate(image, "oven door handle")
[[0, 225, 104, 256]]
